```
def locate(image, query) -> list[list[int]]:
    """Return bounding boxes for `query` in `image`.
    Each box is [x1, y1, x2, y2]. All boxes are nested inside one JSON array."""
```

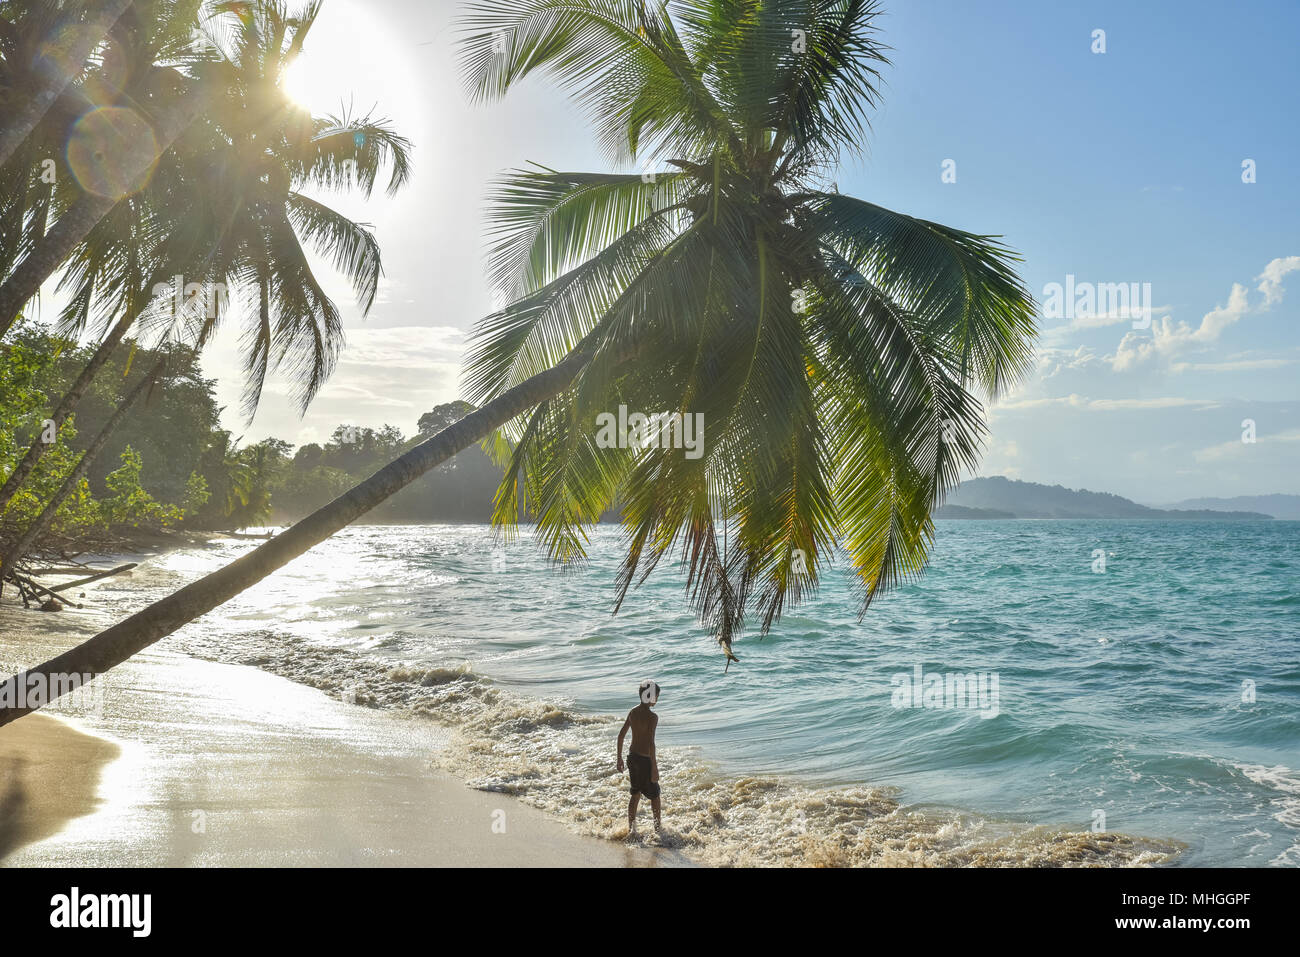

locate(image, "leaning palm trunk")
[[0, 195, 116, 336], [0, 303, 150, 516], [0, 354, 166, 591], [0, 349, 587, 726], [0, 90, 210, 337], [0, 0, 136, 168]]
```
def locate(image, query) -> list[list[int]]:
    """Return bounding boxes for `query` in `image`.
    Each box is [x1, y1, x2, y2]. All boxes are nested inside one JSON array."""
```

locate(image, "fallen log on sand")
[[11, 573, 79, 609], [46, 563, 137, 594]]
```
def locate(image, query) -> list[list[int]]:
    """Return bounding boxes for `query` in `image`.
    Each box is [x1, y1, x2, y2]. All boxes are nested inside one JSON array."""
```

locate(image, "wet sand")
[[0, 600, 687, 868], [0, 713, 119, 860]]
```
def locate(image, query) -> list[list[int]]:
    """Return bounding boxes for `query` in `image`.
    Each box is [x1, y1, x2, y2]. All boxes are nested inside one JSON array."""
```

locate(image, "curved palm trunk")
[[0, 350, 587, 726], [0, 90, 211, 338], [0, 355, 165, 591], [0, 303, 148, 516], [0, 0, 136, 168], [0, 195, 116, 337]]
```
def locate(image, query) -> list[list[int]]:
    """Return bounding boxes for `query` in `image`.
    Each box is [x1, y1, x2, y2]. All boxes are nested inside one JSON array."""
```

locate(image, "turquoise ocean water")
[[106, 519, 1298, 866]]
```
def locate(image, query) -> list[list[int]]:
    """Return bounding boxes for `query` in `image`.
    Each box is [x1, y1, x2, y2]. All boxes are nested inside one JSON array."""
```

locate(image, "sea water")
[[83, 520, 1299, 866]]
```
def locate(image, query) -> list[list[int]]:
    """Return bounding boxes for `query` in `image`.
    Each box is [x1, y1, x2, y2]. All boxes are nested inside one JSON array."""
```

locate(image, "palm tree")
[[0, 0, 410, 517], [1, 0, 1037, 726], [0, 1, 411, 587], [223, 441, 277, 529], [184, 0, 411, 416], [0, 0, 136, 168], [0, 0, 214, 335]]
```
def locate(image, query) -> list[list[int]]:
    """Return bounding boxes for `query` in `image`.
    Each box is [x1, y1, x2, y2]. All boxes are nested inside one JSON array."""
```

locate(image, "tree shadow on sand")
[[0, 756, 30, 860]]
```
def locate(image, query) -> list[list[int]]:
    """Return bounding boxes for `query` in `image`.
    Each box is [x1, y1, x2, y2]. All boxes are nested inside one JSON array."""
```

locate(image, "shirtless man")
[[616, 680, 661, 834]]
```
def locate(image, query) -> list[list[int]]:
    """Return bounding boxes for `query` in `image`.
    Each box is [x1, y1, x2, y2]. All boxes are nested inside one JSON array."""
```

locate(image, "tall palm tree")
[[0, 0, 214, 335], [0, 2, 412, 595], [0, 0, 410, 524], [186, 0, 411, 415], [1, 0, 1037, 726], [0, 0, 136, 168]]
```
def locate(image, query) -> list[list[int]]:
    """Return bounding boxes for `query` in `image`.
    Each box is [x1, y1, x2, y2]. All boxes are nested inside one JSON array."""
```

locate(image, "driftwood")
[[1, 519, 178, 604], [10, 573, 34, 608], [0, 562, 133, 610], [10, 572, 80, 609], [47, 563, 136, 593]]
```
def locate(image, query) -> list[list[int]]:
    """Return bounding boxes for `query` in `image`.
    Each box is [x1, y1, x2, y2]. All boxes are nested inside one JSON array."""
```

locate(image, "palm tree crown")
[[46, 0, 413, 416], [459, 0, 1037, 655]]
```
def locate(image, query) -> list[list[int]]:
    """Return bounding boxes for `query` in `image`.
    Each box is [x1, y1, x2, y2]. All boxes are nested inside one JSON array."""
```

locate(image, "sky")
[[194, 0, 1299, 503]]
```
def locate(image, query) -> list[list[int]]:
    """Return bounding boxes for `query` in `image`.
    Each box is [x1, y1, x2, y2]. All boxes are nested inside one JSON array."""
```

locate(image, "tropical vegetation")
[[1, 0, 1037, 726]]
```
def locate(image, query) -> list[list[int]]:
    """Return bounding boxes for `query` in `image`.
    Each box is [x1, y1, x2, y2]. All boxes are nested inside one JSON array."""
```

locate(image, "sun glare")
[[280, 56, 314, 109], [275, 0, 415, 120]]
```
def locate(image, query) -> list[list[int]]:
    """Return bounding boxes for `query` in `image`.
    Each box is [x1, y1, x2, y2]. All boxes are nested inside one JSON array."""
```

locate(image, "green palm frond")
[[459, 0, 738, 164], [299, 114, 414, 199], [456, 0, 1038, 655], [485, 165, 686, 299], [806, 191, 1037, 397], [285, 192, 383, 313], [809, 260, 984, 606], [464, 205, 686, 406]]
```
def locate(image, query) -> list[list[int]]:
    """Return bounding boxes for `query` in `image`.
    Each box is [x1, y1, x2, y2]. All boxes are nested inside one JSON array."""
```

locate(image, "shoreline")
[[0, 538, 1186, 868], [0, 570, 690, 868], [0, 650, 690, 868]]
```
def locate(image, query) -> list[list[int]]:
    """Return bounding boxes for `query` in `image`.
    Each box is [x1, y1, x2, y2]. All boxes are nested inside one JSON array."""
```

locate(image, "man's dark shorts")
[[627, 753, 660, 800]]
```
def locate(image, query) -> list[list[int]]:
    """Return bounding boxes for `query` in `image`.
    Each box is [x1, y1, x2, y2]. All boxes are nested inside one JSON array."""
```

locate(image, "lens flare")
[[66, 107, 158, 199], [37, 22, 101, 79]]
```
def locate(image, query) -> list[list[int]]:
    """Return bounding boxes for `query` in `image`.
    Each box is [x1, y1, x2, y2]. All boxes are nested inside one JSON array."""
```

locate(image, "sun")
[[278, 0, 416, 119], [280, 54, 316, 109]]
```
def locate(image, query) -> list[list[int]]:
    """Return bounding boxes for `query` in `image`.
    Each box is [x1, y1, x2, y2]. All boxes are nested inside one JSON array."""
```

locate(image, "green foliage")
[[0, 331, 101, 536], [100, 446, 184, 528], [0, 326, 59, 467], [181, 471, 211, 516], [455, 0, 1040, 650], [2, 321, 236, 541], [262, 408, 512, 525], [3, 329, 541, 545]]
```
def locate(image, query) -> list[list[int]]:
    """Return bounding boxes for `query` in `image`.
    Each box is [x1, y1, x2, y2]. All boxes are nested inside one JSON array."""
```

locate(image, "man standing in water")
[[616, 680, 661, 835]]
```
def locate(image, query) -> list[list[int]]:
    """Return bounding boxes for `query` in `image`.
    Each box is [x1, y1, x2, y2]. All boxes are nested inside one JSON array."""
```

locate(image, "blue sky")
[[202, 0, 1300, 502]]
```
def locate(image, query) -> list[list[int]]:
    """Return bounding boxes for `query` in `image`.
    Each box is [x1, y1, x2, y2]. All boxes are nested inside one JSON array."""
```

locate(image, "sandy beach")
[[0, 576, 687, 868], [0, 713, 119, 860]]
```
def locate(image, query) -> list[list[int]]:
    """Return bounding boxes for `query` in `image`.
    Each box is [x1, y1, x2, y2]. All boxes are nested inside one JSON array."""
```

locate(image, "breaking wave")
[[172, 628, 1180, 867]]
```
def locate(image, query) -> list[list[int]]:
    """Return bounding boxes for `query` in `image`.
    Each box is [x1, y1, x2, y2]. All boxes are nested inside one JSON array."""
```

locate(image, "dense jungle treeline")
[[1, 321, 506, 544]]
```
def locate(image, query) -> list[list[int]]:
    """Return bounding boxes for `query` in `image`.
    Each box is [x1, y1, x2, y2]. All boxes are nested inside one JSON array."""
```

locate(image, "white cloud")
[[1112, 282, 1251, 371], [1171, 358, 1296, 373], [1036, 344, 1109, 378], [1083, 256, 1299, 372], [202, 323, 470, 444], [1256, 256, 1300, 307], [1064, 304, 1172, 332], [1194, 428, 1300, 462], [995, 393, 1219, 412], [1087, 396, 1220, 411], [333, 325, 466, 370]]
